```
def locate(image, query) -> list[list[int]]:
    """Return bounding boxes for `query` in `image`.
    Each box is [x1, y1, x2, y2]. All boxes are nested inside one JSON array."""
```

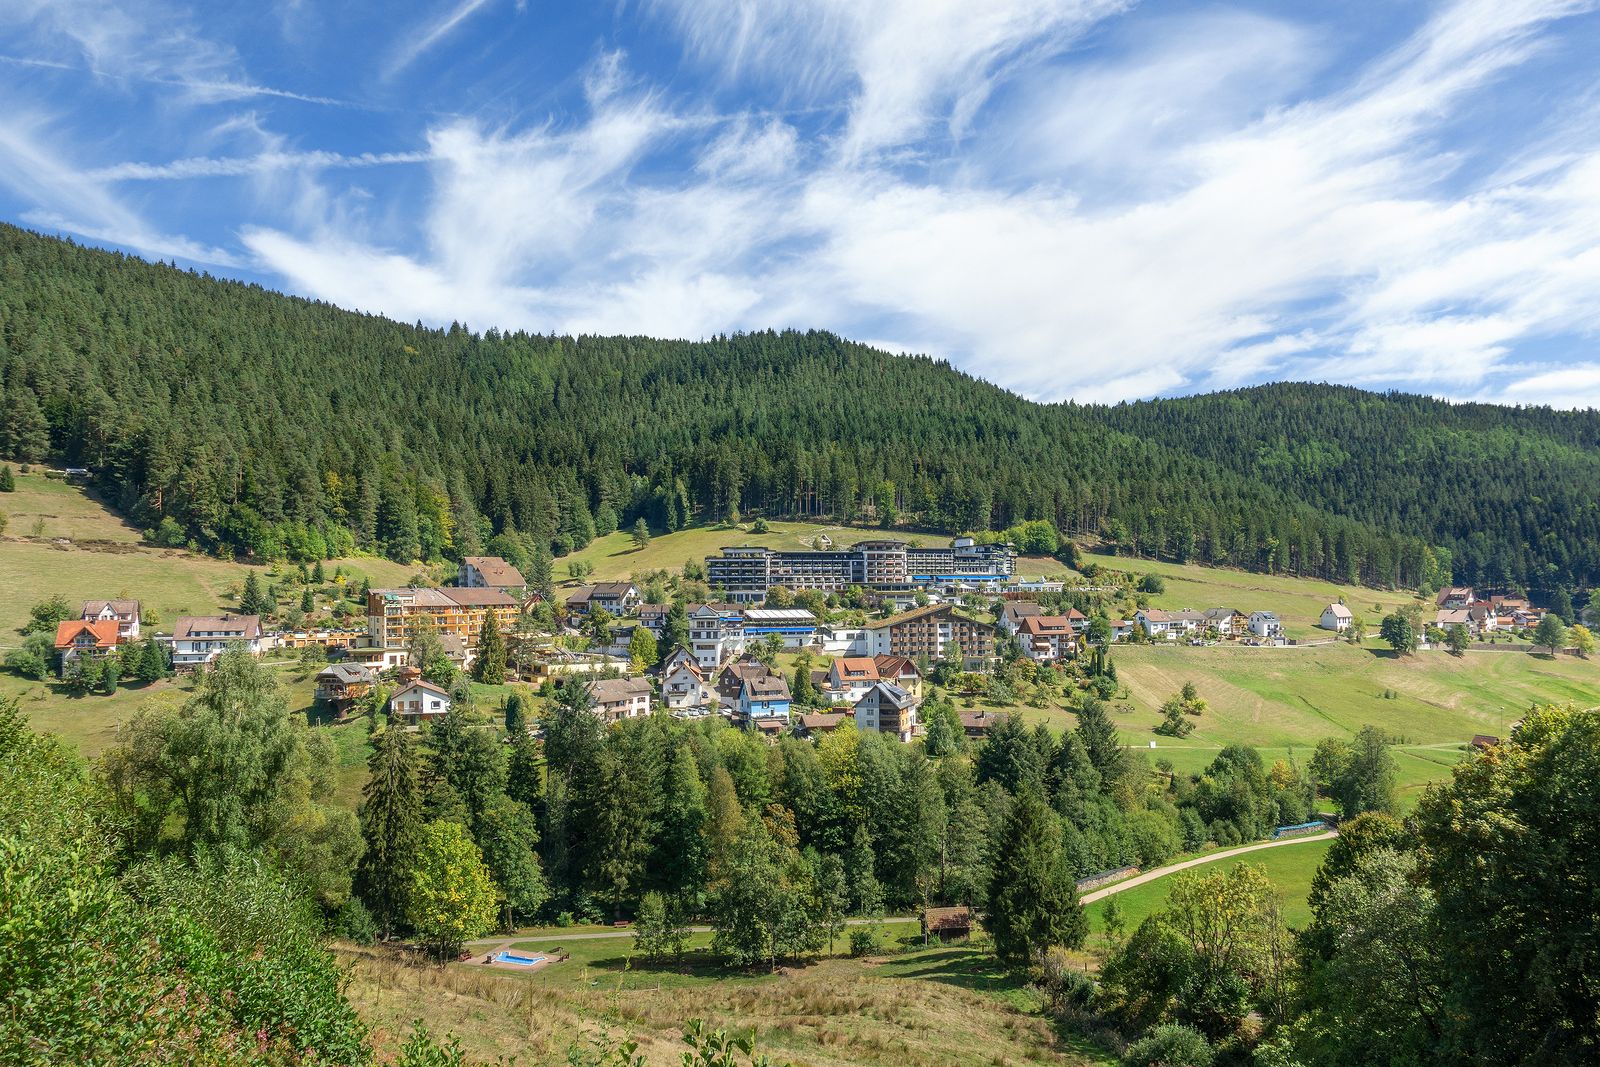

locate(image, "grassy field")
[[1084, 837, 1335, 939], [341, 932, 1110, 1066]]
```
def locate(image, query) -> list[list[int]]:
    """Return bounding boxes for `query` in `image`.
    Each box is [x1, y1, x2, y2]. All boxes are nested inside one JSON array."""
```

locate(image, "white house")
[[170, 615, 264, 670], [458, 556, 525, 592], [996, 601, 1044, 637], [1248, 611, 1284, 640], [1016, 615, 1077, 663], [662, 659, 712, 710], [1202, 607, 1246, 639], [1136, 609, 1205, 640], [1436, 586, 1476, 609], [740, 608, 818, 649], [589, 677, 654, 722], [389, 680, 452, 723], [1319, 603, 1353, 632], [817, 625, 871, 655], [81, 599, 141, 640]]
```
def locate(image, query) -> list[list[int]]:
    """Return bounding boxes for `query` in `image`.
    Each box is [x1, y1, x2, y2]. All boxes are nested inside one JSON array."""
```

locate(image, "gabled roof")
[[391, 680, 450, 701], [832, 657, 879, 681], [316, 663, 374, 684], [799, 711, 848, 731], [872, 654, 920, 678], [82, 599, 140, 618], [1203, 607, 1244, 621], [462, 556, 525, 587], [1322, 603, 1353, 618], [741, 674, 792, 701], [857, 681, 916, 710], [440, 587, 519, 607], [54, 618, 120, 650], [590, 677, 653, 704], [1019, 615, 1075, 635], [173, 615, 262, 641], [1437, 608, 1472, 625], [875, 603, 991, 630]]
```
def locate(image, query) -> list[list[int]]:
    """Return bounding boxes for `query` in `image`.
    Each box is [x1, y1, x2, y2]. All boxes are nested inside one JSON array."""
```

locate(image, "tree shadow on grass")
[[879, 947, 1030, 996]]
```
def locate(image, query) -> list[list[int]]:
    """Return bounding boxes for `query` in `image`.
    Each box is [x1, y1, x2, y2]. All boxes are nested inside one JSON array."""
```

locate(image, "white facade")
[[662, 662, 712, 710], [1248, 612, 1284, 639], [1319, 603, 1352, 632], [170, 616, 264, 669], [688, 605, 745, 670]]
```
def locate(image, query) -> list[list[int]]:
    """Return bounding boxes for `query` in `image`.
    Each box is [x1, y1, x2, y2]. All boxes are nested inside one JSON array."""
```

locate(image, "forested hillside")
[[3, 223, 1597, 595]]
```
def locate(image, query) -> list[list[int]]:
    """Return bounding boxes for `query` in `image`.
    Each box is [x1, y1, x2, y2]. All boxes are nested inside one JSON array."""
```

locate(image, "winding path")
[[1078, 831, 1338, 905]]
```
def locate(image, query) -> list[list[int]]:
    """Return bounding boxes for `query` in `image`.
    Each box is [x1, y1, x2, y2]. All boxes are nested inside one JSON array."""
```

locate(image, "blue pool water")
[[494, 951, 546, 966]]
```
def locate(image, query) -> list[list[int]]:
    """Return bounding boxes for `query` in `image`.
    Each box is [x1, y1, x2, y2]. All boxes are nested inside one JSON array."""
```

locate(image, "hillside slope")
[[3, 223, 1595, 594]]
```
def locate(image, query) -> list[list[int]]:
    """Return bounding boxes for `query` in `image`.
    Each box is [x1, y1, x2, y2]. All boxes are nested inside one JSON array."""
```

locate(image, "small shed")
[[921, 906, 974, 945]]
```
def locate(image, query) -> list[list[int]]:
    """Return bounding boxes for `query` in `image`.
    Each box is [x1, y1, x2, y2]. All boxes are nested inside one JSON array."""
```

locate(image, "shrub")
[[1122, 1023, 1214, 1066], [849, 927, 878, 957], [331, 897, 377, 945]]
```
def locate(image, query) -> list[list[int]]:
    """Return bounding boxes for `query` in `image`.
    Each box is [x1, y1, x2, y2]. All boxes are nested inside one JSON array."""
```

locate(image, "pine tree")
[[844, 823, 883, 917], [239, 571, 265, 616], [1075, 696, 1123, 780], [528, 542, 554, 598], [0, 465, 13, 492], [503, 691, 527, 736], [984, 790, 1086, 970], [473, 612, 506, 683], [357, 726, 424, 939], [631, 518, 651, 551]]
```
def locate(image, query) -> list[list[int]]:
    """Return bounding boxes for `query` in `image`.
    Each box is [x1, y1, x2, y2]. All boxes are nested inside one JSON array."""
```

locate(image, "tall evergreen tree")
[[238, 571, 265, 616], [984, 790, 1086, 971], [473, 612, 506, 683], [357, 725, 423, 938]]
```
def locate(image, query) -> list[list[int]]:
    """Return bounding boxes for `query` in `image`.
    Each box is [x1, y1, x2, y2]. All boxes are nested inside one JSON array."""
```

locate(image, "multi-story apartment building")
[[366, 587, 520, 668], [853, 681, 918, 742], [865, 603, 995, 669], [706, 537, 1014, 602]]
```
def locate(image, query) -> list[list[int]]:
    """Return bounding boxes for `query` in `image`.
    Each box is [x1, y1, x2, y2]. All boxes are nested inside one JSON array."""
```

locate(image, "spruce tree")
[[0, 464, 13, 491], [984, 790, 1086, 970], [844, 823, 883, 917], [239, 571, 265, 616], [473, 612, 506, 683], [1075, 695, 1123, 780], [656, 743, 709, 907], [357, 725, 423, 939], [503, 691, 526, 736]]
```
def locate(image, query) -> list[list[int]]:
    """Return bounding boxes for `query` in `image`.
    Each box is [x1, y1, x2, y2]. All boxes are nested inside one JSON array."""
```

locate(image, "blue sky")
[[3, 1, 1600, 405]]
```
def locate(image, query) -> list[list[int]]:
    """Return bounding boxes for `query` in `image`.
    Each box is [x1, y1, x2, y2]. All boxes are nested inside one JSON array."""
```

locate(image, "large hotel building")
[[706, 537, 1015, 603]]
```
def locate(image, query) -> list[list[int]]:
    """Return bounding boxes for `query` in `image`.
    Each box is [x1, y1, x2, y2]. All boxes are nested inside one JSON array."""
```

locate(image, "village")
[[37, 534, 1564, 746]]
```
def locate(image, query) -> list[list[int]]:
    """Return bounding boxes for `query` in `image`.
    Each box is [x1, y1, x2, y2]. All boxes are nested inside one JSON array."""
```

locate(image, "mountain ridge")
[[2, 222, 1595, 593]]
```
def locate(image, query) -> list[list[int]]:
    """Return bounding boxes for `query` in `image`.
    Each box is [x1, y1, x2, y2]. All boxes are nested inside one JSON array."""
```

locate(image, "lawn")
[[1084, 837, 1335, 940], [0, 470, 143, 542], [341, 930, 1109, 1066], [1106, 641, 1599, 748]]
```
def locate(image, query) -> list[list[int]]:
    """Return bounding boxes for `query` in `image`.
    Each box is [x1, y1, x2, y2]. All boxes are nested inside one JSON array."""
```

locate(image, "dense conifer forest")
[[4, 222, 1598, 595]]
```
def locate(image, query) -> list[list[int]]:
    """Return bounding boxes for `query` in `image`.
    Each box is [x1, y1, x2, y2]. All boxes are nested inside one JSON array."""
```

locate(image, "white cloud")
[[387, 0, 496, 79]]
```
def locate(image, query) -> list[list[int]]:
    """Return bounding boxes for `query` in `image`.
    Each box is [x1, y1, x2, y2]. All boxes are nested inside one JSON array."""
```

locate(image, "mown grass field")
[[1083, 837, 1334, 940], [341, 932, 1110, 1066]]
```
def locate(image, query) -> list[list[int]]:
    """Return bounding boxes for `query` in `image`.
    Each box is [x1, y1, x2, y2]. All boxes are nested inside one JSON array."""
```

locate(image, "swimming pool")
[[493, 951, 546, 966]]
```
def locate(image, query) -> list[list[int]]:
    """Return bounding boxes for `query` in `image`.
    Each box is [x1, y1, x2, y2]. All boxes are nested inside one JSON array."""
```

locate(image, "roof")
[[960, 709, 1007, 730], [872, 654, 920, 678], [1471, 734, 1501, 749], [316, 663, 374, 684], [799, 712, 848, 731], [875, 603, 989, 630], [923, 906, 973, 932], [719, 659, 772, 683], [1437, 608, 1472, 625], [832, 656, 880, 681], [1251, 611, 1280, 620], [173, 615, 262, 641], [1020, 615, 1075, 635], [741, 608, 818, 623], [1000, 601, 1044, 620], [741, 674, 792, 701], [391, 680, 450, 701], [82, 599, 139, 617], [1323, 603, 1353, 618], [1203, 607, 1243, 620], [440, 587, 519, 607], [462, 556, 525, 587], [857, 681, 916, 710], [590, 677, 653, 704], [54, 618, 120, 650]]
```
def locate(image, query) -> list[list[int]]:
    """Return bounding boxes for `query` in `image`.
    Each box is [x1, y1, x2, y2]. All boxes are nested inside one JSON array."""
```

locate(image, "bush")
[[1139, 574, 1166, 594], [1122, 1023, 1214, 1066], [849, 927, 878, 957], [331, 897, 377, 945]]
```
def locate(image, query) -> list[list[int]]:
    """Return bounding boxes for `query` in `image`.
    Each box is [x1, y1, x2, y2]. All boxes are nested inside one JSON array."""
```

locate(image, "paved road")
[[1078, 831, 1338, 905]]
